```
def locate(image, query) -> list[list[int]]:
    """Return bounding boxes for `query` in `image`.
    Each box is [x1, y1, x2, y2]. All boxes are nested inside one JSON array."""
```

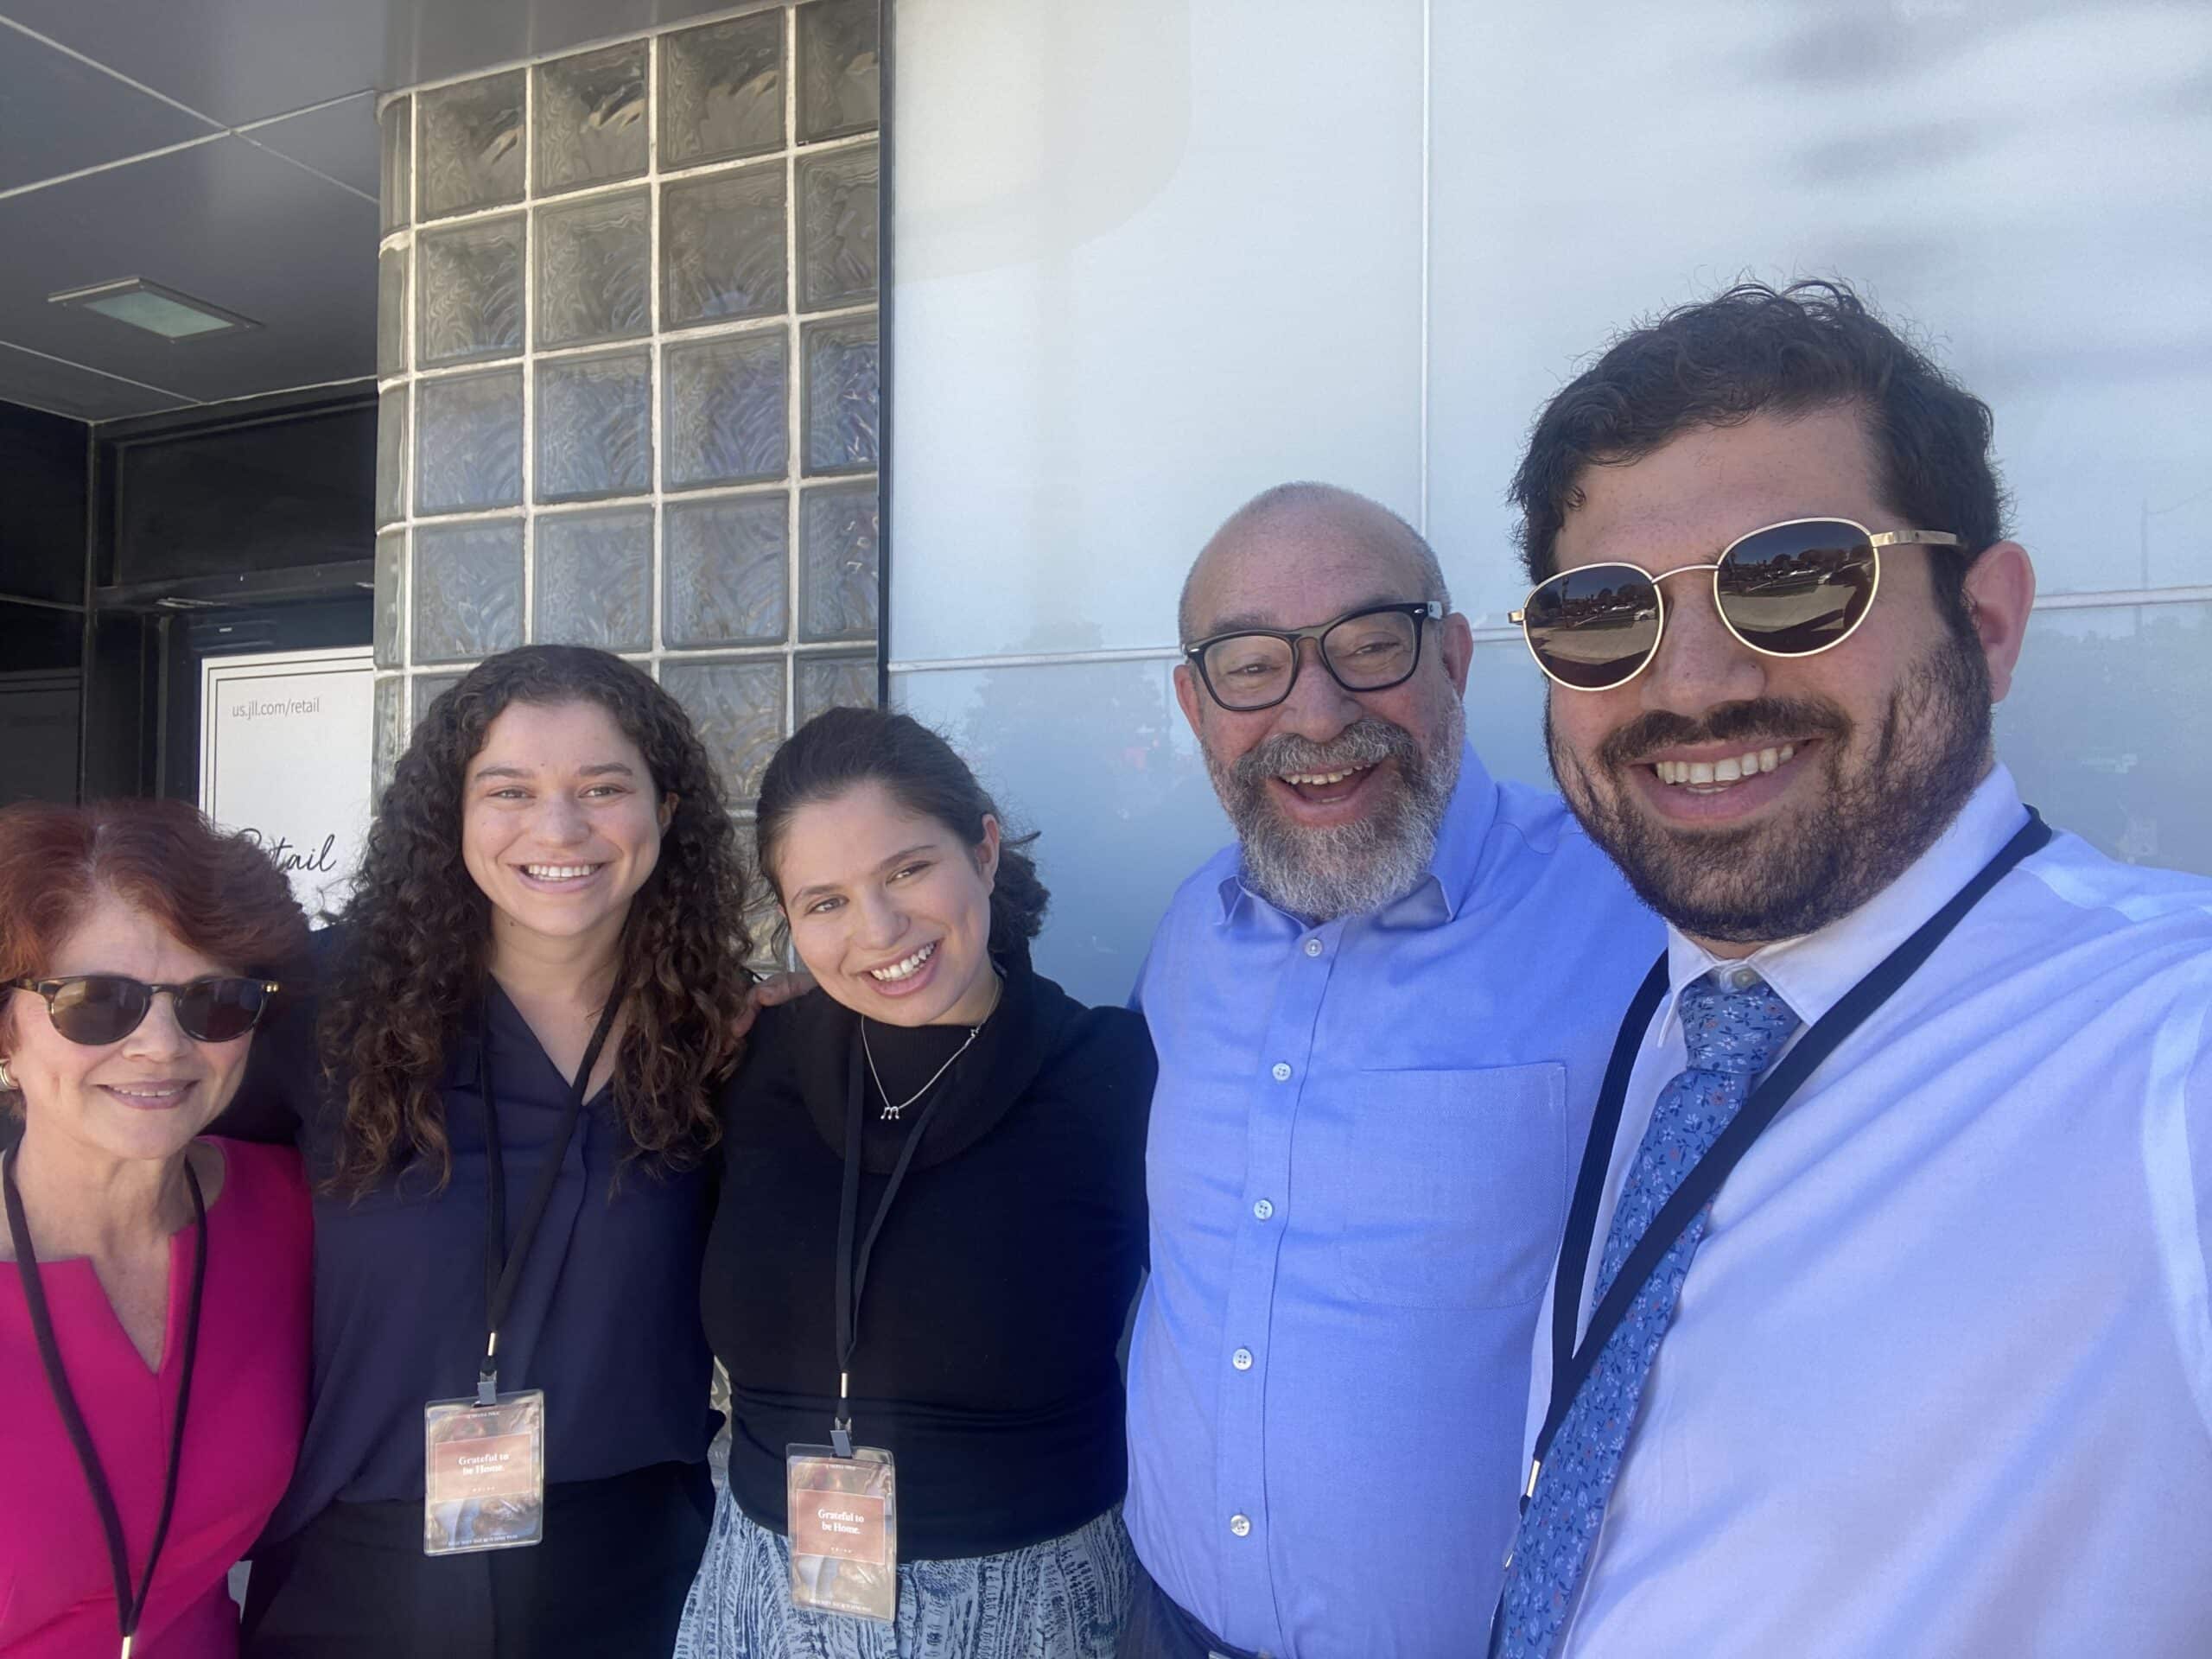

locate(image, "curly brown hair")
[[323, 645, 754, 1192]]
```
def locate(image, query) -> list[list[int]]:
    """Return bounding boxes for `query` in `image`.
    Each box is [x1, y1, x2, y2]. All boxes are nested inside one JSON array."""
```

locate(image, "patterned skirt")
[[671, 1489, 1135, 1659]]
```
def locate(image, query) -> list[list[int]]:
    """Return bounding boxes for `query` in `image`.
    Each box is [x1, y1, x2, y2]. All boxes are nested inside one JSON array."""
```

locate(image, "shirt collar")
[[444, 999, 491, 1091], [1216, 740, 1499, 929], [1658, 762, 2031, 1040], [443, 982, 531, 1092]]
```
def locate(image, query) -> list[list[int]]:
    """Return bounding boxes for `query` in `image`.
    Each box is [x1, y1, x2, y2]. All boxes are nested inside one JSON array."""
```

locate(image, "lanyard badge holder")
[[424, 997, 617, 1557], [784, 1437, 898, 1622], [785, 1044, 958, 1622]]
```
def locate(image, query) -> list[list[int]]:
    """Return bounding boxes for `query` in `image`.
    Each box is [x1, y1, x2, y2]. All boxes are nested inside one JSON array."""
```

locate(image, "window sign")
[[200, 647, 376, 918]]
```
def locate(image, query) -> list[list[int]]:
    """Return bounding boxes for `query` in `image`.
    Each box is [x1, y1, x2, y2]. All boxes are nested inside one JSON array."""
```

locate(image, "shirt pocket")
[[1331, 1063, 1568, 1310]]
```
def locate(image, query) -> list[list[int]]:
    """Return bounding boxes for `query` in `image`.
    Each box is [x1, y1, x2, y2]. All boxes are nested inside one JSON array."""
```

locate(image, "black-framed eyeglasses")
[[7, 976, 281, 1047], [1183, 601, 1444, 713], [1510, 517, 1967, 692]]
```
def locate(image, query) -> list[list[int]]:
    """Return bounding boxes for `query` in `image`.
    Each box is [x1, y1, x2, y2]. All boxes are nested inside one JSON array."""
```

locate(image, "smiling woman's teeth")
[[869, 941, 936, 982], [1654, 744, 1796, 789], [524, 864, 598, 880]]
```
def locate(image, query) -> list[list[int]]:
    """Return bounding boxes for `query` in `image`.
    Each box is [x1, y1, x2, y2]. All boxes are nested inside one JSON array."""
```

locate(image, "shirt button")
[[1251, 1198, 1274, 1221], [1271, 1061, 1292, 1082], [1229, 1513, 1252, 1538], [1728, 966, 1759, 989], [1303, 938, 1323, 957], [1231, 1347, 1254, 1371]]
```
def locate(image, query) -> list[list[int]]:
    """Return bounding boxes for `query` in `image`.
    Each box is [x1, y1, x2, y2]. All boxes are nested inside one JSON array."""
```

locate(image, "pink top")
[[1, 1138, 310, 1658]]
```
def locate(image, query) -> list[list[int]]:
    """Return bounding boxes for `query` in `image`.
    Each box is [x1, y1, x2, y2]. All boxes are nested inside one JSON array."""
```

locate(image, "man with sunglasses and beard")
[[1118, 483, 1658, 1659], [1491, 281, 2212, 1659]]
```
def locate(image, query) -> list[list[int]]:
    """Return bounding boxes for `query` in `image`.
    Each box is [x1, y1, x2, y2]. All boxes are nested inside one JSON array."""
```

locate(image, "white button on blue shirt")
[[1128, 743, 1659, 1657]]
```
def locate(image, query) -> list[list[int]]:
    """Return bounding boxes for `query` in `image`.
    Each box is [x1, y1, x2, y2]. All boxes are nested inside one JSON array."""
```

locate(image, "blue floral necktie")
[[1495, 969, 1800, 1658]]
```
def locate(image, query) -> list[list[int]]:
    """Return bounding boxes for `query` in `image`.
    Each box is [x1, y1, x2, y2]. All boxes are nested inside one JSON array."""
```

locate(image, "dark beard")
[[1548, 639, 1993, 944], [1206, 713, 1461, 921]]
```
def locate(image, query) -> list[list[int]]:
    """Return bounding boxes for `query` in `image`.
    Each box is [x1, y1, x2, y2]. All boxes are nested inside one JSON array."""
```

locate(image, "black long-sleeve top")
[[704, 955, 1153, 1561], [220, 932, 719, 1544]]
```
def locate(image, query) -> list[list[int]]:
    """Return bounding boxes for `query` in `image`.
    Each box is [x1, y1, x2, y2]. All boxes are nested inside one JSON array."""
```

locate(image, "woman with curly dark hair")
[[674, 707, 1156, 1659], [223, 645, 757, 1659]]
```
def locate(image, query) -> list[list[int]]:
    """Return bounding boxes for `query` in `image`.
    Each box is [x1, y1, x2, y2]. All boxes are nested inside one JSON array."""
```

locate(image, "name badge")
[[423, 1389, 547, 1555], [785, 1444, 897, 1622]]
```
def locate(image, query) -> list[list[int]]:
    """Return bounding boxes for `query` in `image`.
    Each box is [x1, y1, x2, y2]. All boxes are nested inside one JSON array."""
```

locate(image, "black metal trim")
[[0, 590, 85, 613], [76, 421, 97, 804], [875, 0, 896, 709], [93, 381, 376, 446], [94, 560, 375, 614]]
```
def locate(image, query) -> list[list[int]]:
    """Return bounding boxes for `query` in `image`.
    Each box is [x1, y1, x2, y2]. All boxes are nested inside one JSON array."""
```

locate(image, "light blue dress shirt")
[[1126, 743, 1660, 1658]]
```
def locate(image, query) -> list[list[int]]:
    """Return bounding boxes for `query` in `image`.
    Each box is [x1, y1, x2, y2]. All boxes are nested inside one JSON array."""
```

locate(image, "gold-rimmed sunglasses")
[[1510, 516, 1967, 691]]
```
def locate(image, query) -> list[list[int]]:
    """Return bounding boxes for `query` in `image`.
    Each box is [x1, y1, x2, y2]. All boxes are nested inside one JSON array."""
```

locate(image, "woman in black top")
[[224, 645, 756, 1658], [675, 708, 1154, 1659]]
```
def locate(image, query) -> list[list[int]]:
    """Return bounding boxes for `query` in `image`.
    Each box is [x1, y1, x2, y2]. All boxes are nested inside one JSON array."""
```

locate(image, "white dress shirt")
[[1523, 763, 2212, 1657]]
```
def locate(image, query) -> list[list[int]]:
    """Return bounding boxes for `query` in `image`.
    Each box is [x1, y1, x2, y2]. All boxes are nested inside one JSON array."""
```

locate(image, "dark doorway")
[[82, 388, 377, 803]]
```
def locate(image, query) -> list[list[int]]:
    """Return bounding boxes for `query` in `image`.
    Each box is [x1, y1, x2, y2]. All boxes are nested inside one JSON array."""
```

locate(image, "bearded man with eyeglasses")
[[1116, 482, 1658, 1659], [1491, 282, 2212, 1659]]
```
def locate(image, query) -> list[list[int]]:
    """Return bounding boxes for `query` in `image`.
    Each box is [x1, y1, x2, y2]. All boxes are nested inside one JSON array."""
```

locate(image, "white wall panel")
[[883, 0, 2210, 1003], [888, 0, 1428, 663], [1999, 599, 2211, 875], [1427, 0, 2212, 622]]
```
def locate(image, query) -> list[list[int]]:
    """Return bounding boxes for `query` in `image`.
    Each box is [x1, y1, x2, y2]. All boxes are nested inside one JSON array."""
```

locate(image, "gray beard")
[[1548, 637, 1993, 944], [1208, 710, 1463, 922]]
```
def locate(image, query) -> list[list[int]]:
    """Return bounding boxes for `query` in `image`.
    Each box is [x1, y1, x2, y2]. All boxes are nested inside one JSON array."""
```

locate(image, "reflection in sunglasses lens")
[[1718, 521, 1875, 654], [1526, 565, 1662, 690], [51, 977, 149, 1046], [178, 979, 267, 1042]]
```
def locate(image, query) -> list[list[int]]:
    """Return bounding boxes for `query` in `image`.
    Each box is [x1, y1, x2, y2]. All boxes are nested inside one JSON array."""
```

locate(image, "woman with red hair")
[[0, 798, 311, 1658]]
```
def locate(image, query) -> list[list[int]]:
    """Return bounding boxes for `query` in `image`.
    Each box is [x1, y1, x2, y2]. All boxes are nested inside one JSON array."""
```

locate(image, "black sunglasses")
[[1511, 517, 1967, 692], [8, 976, 281, 1047], [1183, 601, 1444, 713]]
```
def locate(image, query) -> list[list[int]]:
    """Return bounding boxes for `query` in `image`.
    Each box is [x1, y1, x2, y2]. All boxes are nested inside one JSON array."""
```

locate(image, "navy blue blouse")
[[220, 939, 719, 1545]]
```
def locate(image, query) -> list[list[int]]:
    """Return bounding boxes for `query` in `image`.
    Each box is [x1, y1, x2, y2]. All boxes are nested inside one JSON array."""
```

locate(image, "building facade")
[[1, 0, 2204, 1007]]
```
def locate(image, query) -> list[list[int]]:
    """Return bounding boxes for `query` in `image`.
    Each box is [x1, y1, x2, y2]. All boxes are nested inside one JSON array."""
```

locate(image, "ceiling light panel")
[[49, 277, 258, 340]]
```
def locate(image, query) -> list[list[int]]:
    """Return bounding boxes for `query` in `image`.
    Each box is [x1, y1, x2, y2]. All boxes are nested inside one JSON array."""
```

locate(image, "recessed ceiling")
[[0, 0, 757, 423]]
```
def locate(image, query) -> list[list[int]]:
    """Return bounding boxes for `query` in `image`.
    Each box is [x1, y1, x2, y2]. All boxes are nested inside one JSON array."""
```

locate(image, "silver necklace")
[[860, 974, 1002, 1122]]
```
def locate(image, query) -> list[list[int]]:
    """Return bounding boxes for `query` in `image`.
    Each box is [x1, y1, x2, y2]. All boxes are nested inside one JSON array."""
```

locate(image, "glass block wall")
[[372, 0, 882, 815]]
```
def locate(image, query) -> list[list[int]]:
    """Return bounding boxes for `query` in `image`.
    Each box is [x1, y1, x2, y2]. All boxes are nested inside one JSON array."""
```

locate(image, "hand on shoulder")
[[751, 969, 817, 1009], [719, 970, 819, 1055]]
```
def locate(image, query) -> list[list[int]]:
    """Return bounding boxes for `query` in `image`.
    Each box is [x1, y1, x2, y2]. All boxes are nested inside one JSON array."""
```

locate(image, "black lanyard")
[[1489, 810, 2051, 1656], [830, 1035, 955, 1458], [4, 1146, 207, 1659], [476, 994, 620, 1404]]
